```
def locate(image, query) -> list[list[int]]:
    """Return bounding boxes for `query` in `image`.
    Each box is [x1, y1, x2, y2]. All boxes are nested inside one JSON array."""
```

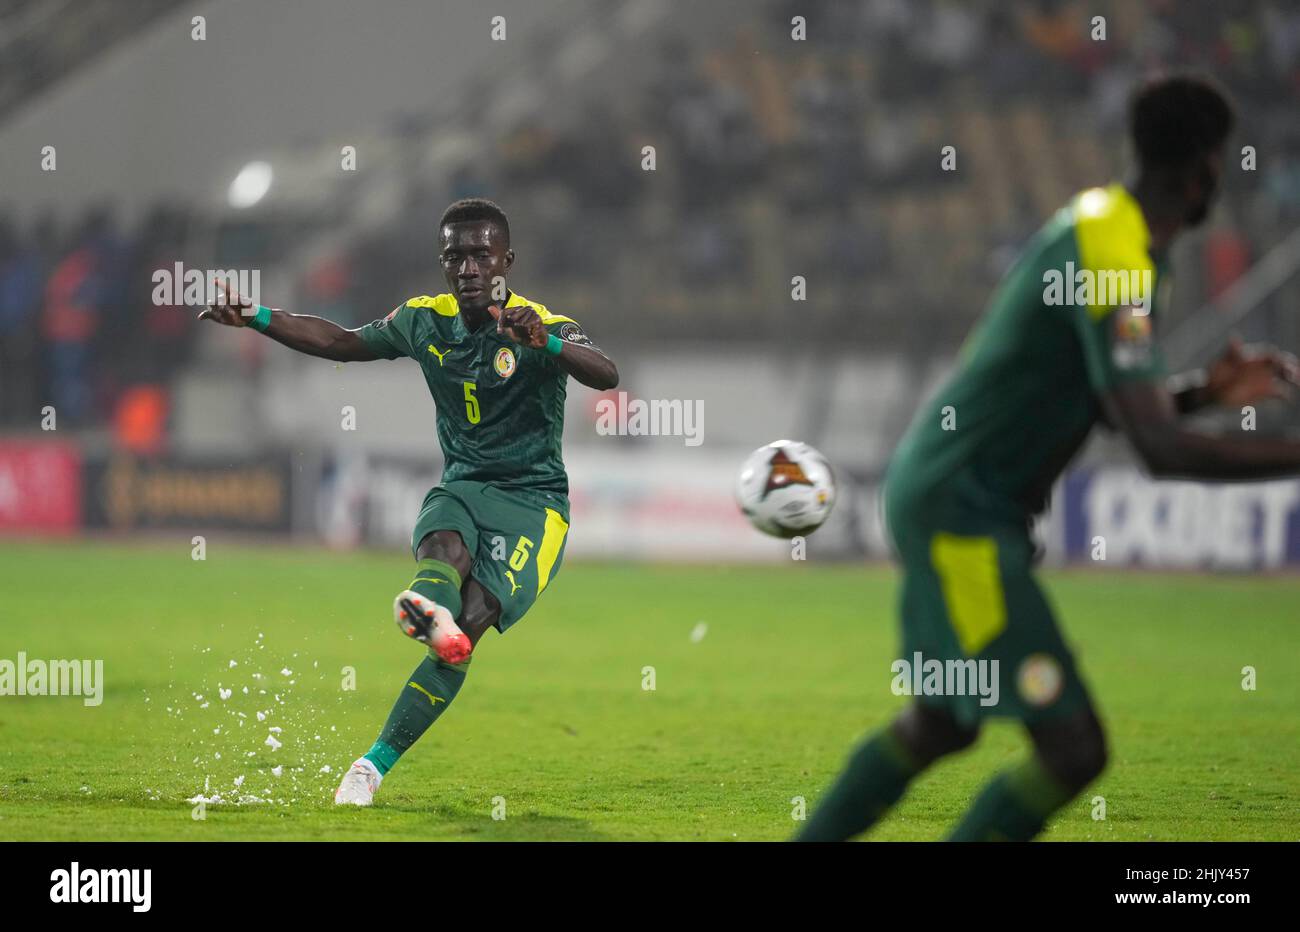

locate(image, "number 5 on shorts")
[[510, 536, 534, 571]]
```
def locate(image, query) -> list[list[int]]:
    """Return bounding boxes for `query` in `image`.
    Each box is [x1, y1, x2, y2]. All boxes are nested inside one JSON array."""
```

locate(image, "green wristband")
[[246, 304, 272, 332], [544, 333, 563, 356]]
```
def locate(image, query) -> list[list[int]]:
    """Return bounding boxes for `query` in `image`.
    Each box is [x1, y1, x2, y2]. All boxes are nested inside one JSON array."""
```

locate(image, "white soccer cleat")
[[334, 757, 382, 806], [393, 589, 473, 664]]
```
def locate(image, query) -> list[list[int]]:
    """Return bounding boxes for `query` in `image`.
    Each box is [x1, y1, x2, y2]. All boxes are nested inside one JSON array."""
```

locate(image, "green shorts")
[[887, 508, 1093, 728], [411, 479, 571, 633]]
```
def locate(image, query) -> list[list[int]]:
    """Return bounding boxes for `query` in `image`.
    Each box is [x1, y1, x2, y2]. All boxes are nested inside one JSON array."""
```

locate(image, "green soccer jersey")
[[358, 291, 592, 495], [886, 184, 1170, 524]]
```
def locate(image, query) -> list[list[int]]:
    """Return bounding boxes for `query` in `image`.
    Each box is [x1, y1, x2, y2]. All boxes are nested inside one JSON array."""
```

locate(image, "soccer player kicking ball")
[[798, 75, 1300, 841], [198, 198, 618, 806]]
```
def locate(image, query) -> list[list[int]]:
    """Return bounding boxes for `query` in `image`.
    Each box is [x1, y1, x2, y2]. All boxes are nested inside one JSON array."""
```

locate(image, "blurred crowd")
[[241, 0, 1300, 347], [3, 0, 1300, 433], [0, 207, 200, 434]]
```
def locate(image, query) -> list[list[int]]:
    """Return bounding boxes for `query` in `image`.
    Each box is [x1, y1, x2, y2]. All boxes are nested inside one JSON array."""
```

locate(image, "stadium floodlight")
[[228, 160, 273, 209]]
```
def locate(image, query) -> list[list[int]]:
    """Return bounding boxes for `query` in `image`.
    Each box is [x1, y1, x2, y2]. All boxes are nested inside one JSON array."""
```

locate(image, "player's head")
[[1129, 74, 1235, 228], [439, 197, 513, 311]]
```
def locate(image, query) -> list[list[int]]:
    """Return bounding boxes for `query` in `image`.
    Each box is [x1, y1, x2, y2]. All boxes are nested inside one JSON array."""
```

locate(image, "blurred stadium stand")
[[0, 0, 180, 121], [3, 0, 1300, 563]]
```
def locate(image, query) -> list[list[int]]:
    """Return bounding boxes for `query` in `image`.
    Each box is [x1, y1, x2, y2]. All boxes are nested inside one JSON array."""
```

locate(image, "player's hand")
[[488, 303, 547, 348], [1206, 336, 1300, 406], [197, 278, 252, 327]]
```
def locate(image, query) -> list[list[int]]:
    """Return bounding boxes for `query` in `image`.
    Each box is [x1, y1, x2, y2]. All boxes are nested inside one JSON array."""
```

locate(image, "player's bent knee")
[[457, 578, 501, 647], [416, 530, 471, 576], [1031, 709, 1108, 792], [892, 701, 980, 765], [1041, 739, 1107, 793]]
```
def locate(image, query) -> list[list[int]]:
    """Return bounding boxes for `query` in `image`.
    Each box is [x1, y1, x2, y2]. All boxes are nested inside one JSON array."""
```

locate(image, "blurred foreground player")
[[800, 76, 1300, 841], [199, 198, 618, 805]]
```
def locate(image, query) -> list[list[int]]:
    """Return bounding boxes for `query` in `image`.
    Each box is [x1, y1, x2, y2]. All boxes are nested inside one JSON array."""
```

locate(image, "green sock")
[[410, 557, 463, 619], [363, 652, 471, 776], [795, 728, 923, 841], [947, 756, 1074, 841]]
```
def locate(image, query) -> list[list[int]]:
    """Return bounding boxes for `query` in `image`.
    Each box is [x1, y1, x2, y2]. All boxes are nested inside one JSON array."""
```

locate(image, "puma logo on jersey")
[[427, 344, 449, 366], [505, 570, 522, 596]]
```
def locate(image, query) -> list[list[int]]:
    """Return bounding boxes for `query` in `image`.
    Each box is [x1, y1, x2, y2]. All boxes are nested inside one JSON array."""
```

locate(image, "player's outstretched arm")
[[1169, 336, 1299, 414], [489, 303, 619, 390], [197, 279, 379, 362], [548, 333, 619, 389], [1105, 376, 1300, 481]]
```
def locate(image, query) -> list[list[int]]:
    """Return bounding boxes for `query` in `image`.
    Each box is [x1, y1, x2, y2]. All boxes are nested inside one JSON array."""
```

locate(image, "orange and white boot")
[[393, 590, 472, 664]]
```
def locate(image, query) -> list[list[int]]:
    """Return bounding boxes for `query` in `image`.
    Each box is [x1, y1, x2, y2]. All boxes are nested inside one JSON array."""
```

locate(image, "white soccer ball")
[[735, 440, 836, 538]]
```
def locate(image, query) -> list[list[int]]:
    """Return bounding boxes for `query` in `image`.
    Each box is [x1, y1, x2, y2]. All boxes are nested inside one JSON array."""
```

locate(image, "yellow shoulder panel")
[[407, 294, 460, 316], [405, 291, 575, 324], [1073, 184, 1155, 320], [507, 291, 574, 325]]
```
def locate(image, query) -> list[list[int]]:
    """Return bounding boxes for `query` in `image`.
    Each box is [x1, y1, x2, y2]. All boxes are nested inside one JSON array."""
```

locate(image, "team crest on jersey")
[[1115, 306, 1152, 343], [494, 346, 517, 379], [1016, 653, 1064, 708], [1112, 305, 1153, 370]]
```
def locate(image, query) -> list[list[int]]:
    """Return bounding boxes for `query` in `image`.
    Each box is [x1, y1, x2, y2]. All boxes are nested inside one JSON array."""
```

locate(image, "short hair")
[[439, 197, 510, 244], [1129, 74, 1235, 172]]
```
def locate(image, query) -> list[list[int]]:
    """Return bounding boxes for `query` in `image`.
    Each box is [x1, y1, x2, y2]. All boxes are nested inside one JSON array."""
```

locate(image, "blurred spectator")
[[41, 210, 124, 426], [1204, 226, 1252, 300], [112, 384, 168, 456], [0, 213, 53, 425]]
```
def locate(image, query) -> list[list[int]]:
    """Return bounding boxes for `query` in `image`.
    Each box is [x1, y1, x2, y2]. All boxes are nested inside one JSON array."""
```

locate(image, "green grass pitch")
[[0, 539, 1296, 841]]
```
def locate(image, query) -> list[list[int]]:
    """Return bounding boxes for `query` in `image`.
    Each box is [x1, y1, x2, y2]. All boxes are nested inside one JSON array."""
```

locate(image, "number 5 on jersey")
[[463, 381, 480, 425]]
